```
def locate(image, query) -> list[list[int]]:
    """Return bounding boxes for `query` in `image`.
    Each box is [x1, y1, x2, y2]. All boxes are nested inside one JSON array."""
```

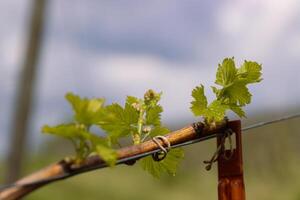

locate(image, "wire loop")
[[222, 129, 234, 160], [151, 136, 171, 162], [203, 129, 235, 170]]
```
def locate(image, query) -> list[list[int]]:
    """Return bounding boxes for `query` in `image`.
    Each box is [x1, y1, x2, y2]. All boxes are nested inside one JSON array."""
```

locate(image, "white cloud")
[[95, 54, 213, 87], [216, 0, 300, 58]]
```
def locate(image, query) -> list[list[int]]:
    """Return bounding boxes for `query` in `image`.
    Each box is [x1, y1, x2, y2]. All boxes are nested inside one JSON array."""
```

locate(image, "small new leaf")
[[191, 57, 262, 123], [42, 124, 94, 160], [126, 96, 139, 105], [221, 81, 252, 106], [215, 57, 237, 86], [145, 105, 163, 126], [229, 104, 246, 118], [66, 92, 105, 126], [205, 100, 229, 122], [131, 90, 184, 178], [42, 124, 88, 139], [238, 61, 262, 83], [98, 103, 138, 142], [190, 85, 208, 116], [140, 148, 184, 178], [95, 145, 117, 166], [148, 126, 170, 137], [43, 94, 118, 166]]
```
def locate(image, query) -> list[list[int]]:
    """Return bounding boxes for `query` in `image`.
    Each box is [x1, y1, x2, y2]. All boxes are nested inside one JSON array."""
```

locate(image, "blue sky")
[[0, 0, 300, 154]]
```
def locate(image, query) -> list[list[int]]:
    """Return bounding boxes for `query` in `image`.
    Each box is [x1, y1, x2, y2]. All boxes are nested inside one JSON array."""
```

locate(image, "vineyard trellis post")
[[217, 120, 245, 200]]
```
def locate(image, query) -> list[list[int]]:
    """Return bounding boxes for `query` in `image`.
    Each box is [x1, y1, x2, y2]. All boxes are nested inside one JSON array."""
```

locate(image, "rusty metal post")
[[217, 120, 245, 200]]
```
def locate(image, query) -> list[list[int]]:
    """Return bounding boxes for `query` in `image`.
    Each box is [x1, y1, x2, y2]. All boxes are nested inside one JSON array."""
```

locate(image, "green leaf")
[[65, 93, 105, 126], [42, 124, 88, 139], [88, 132, 108, 146], [126, 96, 139, 105], [98, 104, 128, 139], [145, 105, 163, 126], [222, 81, 252, 106], [87, 133, 117, 166], [42, 124, 94, 160], [204, 100, 229, 122], [215, 58, 237, 86], [190, 85, 208, 116], [191, 58, 262, 123], [148, 126, 170, 137], [212, 59, 262, 107], [238, 61, 262, 83], [229, 104, 246, 118], [211, 86, 221, 98], [140, 148, 184, 178], [98, 103, 138, 141], [124, 103, 139, 125], [95, 145, 117, 166]]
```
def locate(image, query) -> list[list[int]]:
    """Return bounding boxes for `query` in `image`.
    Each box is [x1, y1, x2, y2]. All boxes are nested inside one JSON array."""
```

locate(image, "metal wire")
[[242, 112, 300, 131], [1, 112, 299, 191]]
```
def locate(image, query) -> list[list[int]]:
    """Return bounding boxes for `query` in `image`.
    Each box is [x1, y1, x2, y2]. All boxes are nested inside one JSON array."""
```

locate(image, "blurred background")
[[1, 0, 300, 199]]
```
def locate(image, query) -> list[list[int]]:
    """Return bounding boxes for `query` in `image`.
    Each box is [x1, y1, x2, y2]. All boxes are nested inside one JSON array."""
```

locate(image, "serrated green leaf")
[[229, 104, 246, 118], [126, 96, 139, 105], [211, 86, 221, 98], [65, 92, 105, 126], [204, 100, 229, 122], [215, 58, 237, 86], [97, 104, 128, 139], [191, 59, 262, 122], [124, 103, 139, 125], [148, 126, 170, 137], [42, 124, 94, 160], [42, 124, 88, 139], [145, 105, 163, 126], [238, 61, 262, 83], [140, 148, 184, 178], [190, 85, 208, 116], [98, 103, 138, 142], [222, 81, 252, 106]]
